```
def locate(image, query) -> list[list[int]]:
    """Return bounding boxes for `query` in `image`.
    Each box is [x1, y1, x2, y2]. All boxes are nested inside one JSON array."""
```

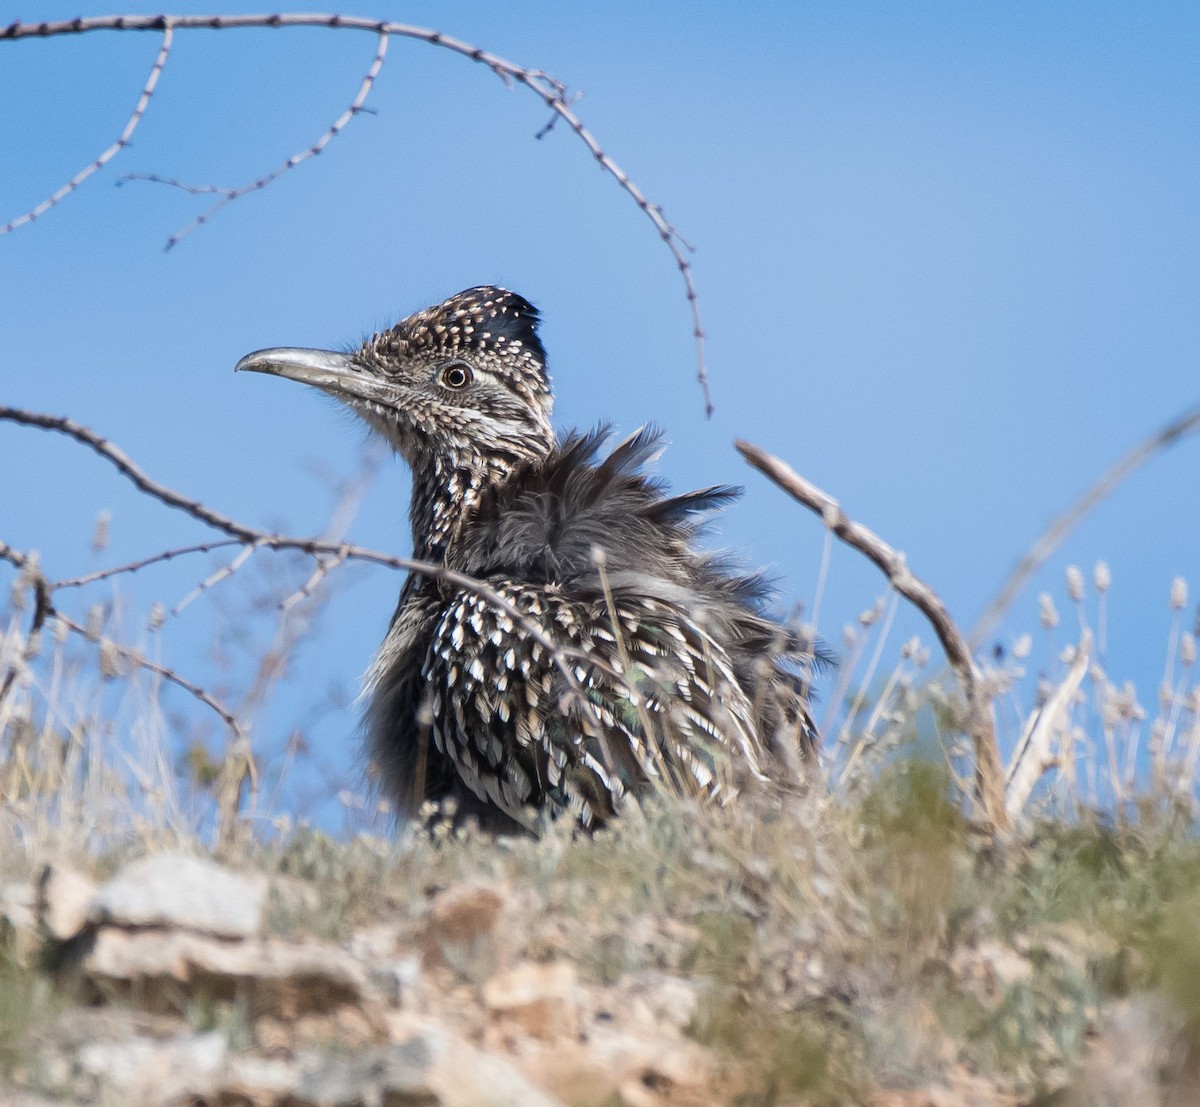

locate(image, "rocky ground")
[[1, 784, 1198, 1106]]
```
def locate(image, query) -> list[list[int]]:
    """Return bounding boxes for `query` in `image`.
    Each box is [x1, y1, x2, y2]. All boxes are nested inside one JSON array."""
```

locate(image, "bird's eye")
[[439, 361, 473, 390]]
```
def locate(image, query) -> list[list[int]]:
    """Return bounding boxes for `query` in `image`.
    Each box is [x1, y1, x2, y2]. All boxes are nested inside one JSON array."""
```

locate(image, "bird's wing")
[[420, 579, 766, 828]]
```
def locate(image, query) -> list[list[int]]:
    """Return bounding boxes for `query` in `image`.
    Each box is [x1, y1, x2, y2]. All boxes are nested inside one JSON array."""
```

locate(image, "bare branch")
[[118, 174, 235, 197], [126, 32, 389, 251], [736, 438, 1009, 833], [0, 406, 265, 542], [1, 14, 712, 412], [971, 404, 1200, 650], [0, 405, 619, 739], [55, 609, 246, 742], [0, 542, 52, 707], [172, 541, 261, 615], [1, 26, 172, 234], [52, 539, 244, 589], [281, 548, 349, 612], [0, 538, 246, 762]]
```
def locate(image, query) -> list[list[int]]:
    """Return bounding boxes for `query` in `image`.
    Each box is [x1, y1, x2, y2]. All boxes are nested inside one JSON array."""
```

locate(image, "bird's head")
[[236, 287, 556, 472]]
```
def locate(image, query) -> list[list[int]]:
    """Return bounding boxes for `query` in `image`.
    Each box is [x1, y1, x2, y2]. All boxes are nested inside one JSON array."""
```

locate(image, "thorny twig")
[[1, 14, 713, 412], [281, 548, 349, 612], [118, 175, 234, 197], [172, 540, 261, 614], [53, 539, 244, 589], [123, 32, 389, 251], [1, 25, 173, 234], [736, 438, 1009, 834], [1, 539, 247, 755]]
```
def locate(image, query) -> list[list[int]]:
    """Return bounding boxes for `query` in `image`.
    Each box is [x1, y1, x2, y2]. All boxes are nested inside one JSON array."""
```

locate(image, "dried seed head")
[[1039, 593, 1059, 630], [86, 603, 105, 639], [1181, 632, 1196, 667], [1012, 634, 1033, 660], [842, 624, 858, 648], [1111, 681, 1145, 722], [1171, 576, 1188, 612], [99, 640, 121, 680], [1066, 565, 1085, 603], [1093, 561, 1111, 594], [148, 602, 166, 633], [859, 598, 884, 628], [91, 509, 112, 553]]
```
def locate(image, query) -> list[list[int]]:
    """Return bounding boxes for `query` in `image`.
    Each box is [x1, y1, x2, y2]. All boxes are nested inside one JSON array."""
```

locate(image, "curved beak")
[[235, 346, 360, 391]]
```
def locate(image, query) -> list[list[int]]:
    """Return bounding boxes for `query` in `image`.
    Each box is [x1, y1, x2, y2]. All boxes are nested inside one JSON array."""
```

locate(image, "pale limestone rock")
[[416, 1020, 567, 1107], [76, 1030, 227, 1105], [289, 1038, 435, 1106], [220, 1053, 303, 1101], [83, 928, 376, 1018], [419, 881, 508, 975], [90, 853, 267, 939], [624, 971, 700, 1032], [0, 880, 36, 960], [1068, 993, 1199, 1107], [37, 863, 96, 941], [483, 961, 578, 1040], [581, 1022, 711, 1095]]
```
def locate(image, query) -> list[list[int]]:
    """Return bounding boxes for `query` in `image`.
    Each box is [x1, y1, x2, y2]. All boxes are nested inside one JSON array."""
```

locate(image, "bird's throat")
[[410, 453, 514, 561]]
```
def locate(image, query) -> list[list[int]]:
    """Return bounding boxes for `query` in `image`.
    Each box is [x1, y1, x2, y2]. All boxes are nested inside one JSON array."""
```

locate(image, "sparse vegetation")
[[3, 13, 1199, 1103], [3, 564, 1200, 1103]]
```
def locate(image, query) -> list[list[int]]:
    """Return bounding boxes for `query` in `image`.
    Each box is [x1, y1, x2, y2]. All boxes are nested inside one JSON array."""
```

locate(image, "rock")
[[267, 873, 324, 931], [623, 971, 700, 1032], [415, 1020, 568, 1107], [483, 961, 578, 1041], [578, 1021, 710, 1097], [90, 852, 267, 939], [223, 1052, 304, 1100], [947, 939, 1033, 1012], [37, 864, 96, 942], [76, 1029, 227, 1105], [285, 1022, 567, 1107], [872, 1072, 1017, 1107], [81, 928, 379, 1022], [419, 882, 508, 976], [290, 1038, 436, 1106], [0, 880, 36, 960], [1067, 993, 1199, 1106], [347, 925, 423, 1008]]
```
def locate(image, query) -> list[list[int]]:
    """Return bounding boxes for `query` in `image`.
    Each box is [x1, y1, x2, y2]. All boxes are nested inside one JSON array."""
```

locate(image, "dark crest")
[[382, 286, 547, 366]]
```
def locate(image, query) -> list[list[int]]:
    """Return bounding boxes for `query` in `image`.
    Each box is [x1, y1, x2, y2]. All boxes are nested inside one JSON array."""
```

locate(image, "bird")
[[236, 286, 823, 831]]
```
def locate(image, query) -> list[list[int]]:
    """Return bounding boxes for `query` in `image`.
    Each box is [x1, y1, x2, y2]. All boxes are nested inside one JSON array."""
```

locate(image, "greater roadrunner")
[[237, 287, 822, 830]]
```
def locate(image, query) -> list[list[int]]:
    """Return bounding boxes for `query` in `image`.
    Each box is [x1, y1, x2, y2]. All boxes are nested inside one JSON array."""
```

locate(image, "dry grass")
[[3, 532, 1200, 1101]]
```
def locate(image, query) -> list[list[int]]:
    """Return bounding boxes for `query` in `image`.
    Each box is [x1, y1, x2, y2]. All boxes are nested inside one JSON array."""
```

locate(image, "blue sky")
[[2, 2, 1198, 822]]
